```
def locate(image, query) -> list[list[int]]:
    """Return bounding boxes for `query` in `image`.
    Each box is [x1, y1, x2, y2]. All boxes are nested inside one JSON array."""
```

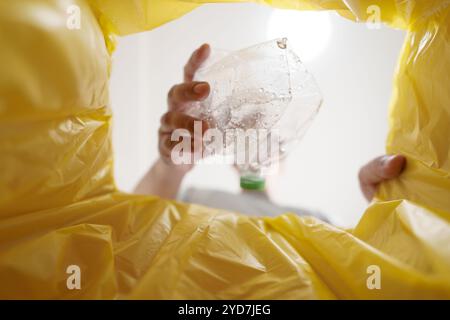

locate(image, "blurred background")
[[110, 3, 405, 227]]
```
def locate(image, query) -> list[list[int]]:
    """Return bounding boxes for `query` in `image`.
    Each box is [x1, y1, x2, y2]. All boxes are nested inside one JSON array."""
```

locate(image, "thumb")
[[380, 155, 406, 179]]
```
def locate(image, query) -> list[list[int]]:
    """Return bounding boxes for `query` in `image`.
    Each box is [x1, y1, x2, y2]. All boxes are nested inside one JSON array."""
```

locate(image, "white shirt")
[[181, 187, 329, 222]]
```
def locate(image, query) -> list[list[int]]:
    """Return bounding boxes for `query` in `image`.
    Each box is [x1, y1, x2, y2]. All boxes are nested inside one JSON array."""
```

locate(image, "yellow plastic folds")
[[0, 0, 449, 299]]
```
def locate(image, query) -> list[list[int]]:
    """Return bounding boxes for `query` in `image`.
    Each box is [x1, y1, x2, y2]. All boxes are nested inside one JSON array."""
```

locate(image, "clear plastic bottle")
[[188, 38, 323, 190]]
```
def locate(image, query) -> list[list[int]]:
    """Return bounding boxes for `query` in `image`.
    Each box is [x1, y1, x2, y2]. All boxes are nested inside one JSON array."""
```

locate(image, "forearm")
[[134, 158, 187, 199]]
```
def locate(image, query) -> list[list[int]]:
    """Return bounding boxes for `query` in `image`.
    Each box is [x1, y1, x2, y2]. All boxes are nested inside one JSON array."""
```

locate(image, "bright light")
[[267, 10, 332, 62]]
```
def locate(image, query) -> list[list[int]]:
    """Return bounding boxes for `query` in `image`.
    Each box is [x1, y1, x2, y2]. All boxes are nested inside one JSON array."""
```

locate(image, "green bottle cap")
[[240, 176, 266, 191]]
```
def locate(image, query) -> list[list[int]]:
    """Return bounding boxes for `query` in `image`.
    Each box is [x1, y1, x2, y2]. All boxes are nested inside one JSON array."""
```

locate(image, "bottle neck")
[[240, 175, 266, 191]]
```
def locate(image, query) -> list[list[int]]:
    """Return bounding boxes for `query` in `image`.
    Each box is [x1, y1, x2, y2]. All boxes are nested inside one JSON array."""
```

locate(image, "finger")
[[359, 154, 406, 201], [359, 155, 405, 186], [159, 131, 204, 160], [160, 111, 197, 134], [167, 82, 210, 111], [160, 111, 209, 135], [184, 43, 211, 82], [382, 154, 406, 179]]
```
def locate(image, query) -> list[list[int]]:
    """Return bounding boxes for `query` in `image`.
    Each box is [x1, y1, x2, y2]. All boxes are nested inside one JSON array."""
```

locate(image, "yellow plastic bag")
[[0, 0, 449, 299]]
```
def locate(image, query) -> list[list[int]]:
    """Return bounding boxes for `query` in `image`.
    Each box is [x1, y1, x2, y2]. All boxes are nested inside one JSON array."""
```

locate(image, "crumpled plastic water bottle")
[[188, 38, 323, 191]]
